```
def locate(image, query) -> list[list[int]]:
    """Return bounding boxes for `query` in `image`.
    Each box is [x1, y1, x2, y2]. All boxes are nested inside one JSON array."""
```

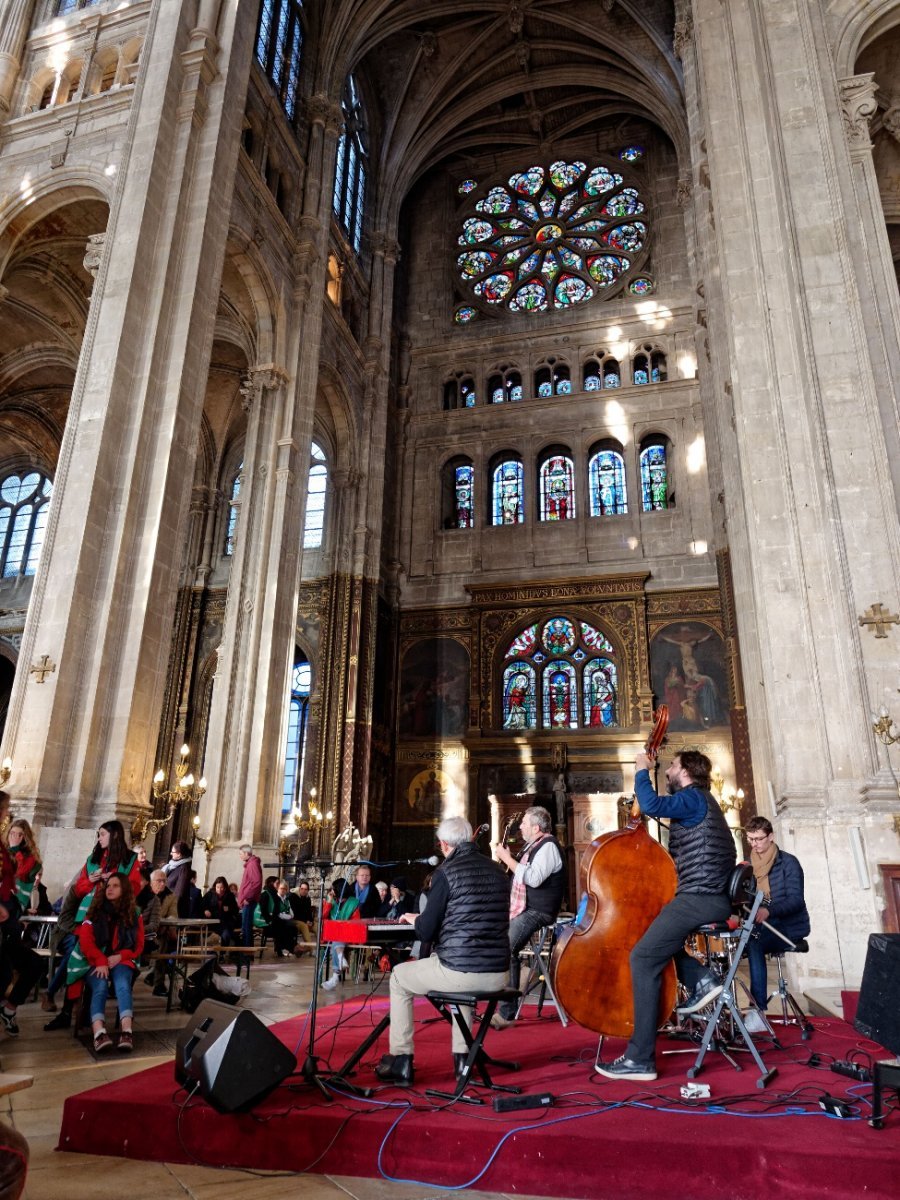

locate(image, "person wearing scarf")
[[745, 816, 811, 1012], [0, 792, 44, 1037], [72, 821, 142, 923], [320, 877, 359, 990], [161, 841, 193, 918], [491, 805, 565, 1028], [78, 873, 144, 1053], [4, 819, 42, 912]]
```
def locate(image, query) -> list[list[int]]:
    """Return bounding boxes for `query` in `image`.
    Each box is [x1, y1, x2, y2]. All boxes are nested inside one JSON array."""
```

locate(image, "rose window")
[[454, 159, 652, 323]]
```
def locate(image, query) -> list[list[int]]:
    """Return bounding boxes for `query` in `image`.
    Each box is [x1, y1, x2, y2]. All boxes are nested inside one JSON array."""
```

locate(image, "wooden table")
[[20, 914, 59, 994]]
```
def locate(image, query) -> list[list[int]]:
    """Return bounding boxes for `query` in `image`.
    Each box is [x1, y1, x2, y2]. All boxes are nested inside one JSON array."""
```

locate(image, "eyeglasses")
[[746, 834, 771, 844]]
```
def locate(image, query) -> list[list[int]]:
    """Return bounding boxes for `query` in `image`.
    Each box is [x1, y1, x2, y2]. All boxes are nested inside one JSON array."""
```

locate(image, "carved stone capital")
[[839, 73, 878, 155], [419, 31, 437, 58], [83, 232, 105, 279], [240, 364, 288, 411], [674, 13, 693, 60], [305, 92, 342, 134], [675, 175, 691, 209]]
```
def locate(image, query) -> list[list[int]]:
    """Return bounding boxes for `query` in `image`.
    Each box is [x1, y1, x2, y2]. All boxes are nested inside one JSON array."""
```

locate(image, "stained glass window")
[[458, 179, 477, 195], [303, 442, 328, 548], [55, 1, 101, 14], [584, 659, 618, 726], [539, 456, 575, 521], [282, 657, 311, 814], [455, 160, 649, 316], [255, 1, 304, 123], [499, 617, 618, 730], [0, 472, 52, 578], [640, 442, 669, 512], [505, 624, 538, 657], [619, 145, 644, 162], [589, 450, 627, 516], [224, 463, 243, 556], [603, 359, 621, 388], [454, 465, 474, 528], [333, 74, 367, 253], [454, 306, 477, 325], [460, 378, 476, 407], [633, 354, 649, 386], [543, 662, 578, 730], [502, 663, 536, 729], [492, 460, 524, 525]]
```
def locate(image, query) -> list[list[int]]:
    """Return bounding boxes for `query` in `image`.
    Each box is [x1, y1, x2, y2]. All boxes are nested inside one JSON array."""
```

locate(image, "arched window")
[[281, 655, 311, 815], [502, 663, 537, 729], [303, 442, 328, 548], [56, 0, 102, 13], [0, 471, 52, 578], [603, 357, 621, 388], [500, 616, 618, 730], [492, 458, 524, 525], [633, 344, 667, 385], [588, 445, 627, 516], [651, 350, 667, 382], [224, 463, 243, 556], [255, 0, 304, 123], [543, 661, 577, 729], [455, 160, 650, 315], [333, 74, 367, 253], [633, 352, 649, 386], [487, 366, 522, 404], [640, 438, 670, 511], [583, 658, 618, 726], [443, 372, 476, 409], [538, 451, 575, 520], [441, 457, 475, 529], [583, 359, 602, 391], [535, 358, 570, 397]]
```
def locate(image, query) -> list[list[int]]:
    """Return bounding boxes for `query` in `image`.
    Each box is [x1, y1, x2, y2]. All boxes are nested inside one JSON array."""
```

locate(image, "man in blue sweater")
[[595, 748, 736, 1082]]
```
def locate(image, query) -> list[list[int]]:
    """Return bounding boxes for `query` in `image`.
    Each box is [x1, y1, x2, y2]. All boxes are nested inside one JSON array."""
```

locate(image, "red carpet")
[[59, 998, 898, 1198]]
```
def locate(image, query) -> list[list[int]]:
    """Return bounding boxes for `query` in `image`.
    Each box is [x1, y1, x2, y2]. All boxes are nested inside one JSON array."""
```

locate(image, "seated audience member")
[[378, 877, 415, 920], [0, 792, 43, 1037], [257, 875, 281, 947], [320, 878, 359, 991], [327, 864, 379, 982], [26, 869, 52, 916], [135, 844, 152, 884], [289, 881, 314, 954], [375, 881, 388, 907], [201, 876, 240, 946], [5, 819, 42, 912], [745, 816, 811, 1023], [78, 874, 144, 1053], [145, 871, 180, 997], [270, 880, 302, 957], [43, 883, 80, 1026], [161, 841, 193, 917], [187, 870, 202, 917], [135, 869, 170, 954]]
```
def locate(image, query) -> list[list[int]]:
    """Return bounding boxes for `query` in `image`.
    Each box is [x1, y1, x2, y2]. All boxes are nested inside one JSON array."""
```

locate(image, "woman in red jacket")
[[78, 874, 144, 1053]]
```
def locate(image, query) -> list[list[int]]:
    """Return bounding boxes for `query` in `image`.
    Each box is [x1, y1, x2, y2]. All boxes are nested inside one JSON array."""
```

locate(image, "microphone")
[[411, 855, 440, 867], [473, 823, 489, 838], [357, 856, 441, 868]]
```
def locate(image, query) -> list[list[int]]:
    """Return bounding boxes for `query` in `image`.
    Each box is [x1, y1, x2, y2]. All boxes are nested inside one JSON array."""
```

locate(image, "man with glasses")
[[744, 816, 810, 1021]]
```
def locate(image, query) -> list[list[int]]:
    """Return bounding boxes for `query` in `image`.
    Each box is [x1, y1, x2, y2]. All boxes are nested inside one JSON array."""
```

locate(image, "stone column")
[[1, 1, 256, 860], [687, 0, 900, 986], [197, 92, 343, 863], [0, 0, 36, 115]]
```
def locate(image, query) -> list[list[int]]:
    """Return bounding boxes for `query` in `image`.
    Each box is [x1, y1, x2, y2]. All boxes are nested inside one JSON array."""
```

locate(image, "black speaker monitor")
[[854, 933, 900, 1057], [175, 999, 297, 1112]]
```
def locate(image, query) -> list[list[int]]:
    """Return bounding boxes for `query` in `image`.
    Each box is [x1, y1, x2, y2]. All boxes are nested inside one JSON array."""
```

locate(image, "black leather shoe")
[[374, 1053, 414, 1086], [44, 1010, 72, 1031], [594, 1054, 657, 1081], [453, 1052, 470, 1081], [677, 973, 723, 1015]]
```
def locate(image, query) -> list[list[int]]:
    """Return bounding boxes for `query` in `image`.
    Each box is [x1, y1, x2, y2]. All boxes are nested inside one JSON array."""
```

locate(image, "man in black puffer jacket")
[[595, 748, 736, 1084], [375, 816, 510, 1086]]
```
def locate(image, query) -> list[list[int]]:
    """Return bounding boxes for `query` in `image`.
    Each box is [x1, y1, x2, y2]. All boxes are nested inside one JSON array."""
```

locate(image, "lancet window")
[[538, 450, 576, 521], [224, 463, 243, 556], [282, 656, 311, 815], [640, 437, 670, 511], [588, 444, 627, 516], [255, 0, 304, 123], [491, 457, 525, 525], [333, 74, 367, 253], [0, 471, 53, 579], [303, 442, 328, 549]]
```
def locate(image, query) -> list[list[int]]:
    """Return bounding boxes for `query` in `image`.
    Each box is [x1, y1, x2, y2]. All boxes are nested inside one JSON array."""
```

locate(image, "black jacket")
[[668, 793, 736, 895], [413, 841, 509, 973]]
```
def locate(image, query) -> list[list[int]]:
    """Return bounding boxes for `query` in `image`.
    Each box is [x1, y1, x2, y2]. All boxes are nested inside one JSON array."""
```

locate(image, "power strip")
[[819, 1095, 854, 1118], [493, 1092, 555, 1113], [831, 1060, 872, 1083]]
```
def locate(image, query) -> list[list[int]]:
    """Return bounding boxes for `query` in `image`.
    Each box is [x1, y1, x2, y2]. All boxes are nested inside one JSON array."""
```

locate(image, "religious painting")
[[650, 621, 730, 732], [394, 761, 466, 826], [398, 637, 469, 737]]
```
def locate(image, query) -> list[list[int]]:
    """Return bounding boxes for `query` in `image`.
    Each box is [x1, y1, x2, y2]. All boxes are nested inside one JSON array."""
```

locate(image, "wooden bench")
[[213, 945, 258, 979], [146, 951, 216, 1012]]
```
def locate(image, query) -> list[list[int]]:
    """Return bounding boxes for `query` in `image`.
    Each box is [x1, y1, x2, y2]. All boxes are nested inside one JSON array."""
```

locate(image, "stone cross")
[[858, 603, 900, 639], [30, 654, 56, 683]]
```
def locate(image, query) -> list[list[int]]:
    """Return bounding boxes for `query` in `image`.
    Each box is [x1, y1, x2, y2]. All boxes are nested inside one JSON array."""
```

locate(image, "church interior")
[[0, 0, 899, 1194]]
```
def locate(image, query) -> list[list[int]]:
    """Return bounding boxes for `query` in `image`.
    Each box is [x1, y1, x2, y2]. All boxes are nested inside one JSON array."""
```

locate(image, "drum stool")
[[514, 922, 568, 1026], [425, 987, 521, 1104], [767, 940, 814, 1039]]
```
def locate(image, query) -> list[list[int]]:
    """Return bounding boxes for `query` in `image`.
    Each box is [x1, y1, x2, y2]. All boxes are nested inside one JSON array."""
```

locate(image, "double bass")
[[549, 707, 676, 1036]]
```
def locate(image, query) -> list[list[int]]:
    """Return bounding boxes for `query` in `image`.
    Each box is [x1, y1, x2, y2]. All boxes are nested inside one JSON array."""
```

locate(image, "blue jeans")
[[48, 933, 76, 998], [746, 926, 791, 1008], [499, 908, 553, 1018], [241, 902, 257, 947], [88, 963, 135, 1022]]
